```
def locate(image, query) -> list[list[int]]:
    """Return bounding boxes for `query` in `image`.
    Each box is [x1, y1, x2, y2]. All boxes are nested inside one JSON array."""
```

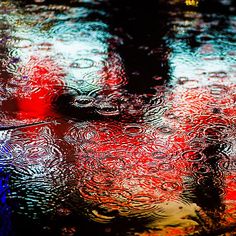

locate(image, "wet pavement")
[[0, 0, 236, 235]]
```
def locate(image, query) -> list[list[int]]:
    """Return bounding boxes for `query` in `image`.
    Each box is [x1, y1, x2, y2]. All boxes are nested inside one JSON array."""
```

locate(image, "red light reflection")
[[16, 56, 65, 119]]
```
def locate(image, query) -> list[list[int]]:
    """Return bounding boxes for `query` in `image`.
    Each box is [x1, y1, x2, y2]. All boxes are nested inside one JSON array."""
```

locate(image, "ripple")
[[78, 184, 98, 201], [182, 150, 205, 162], [191, 163, 212, 176], [72, 95, 95, 108], [49, 21, 109, 43], [78, 126, 100, 143], [90, 203, 121, 223], [8, 124, 77, 216], [144, 106, 166, 125], [100, 53, 127, 89], [196, 176, 225, 197], [95, 101, 120, 117], [49, 23, 78, 41], [81, 70, 103, 88], [133, 142, 179, 162], [219, 160, 236, 172], [161, 181, 180, 192], [210, 84, 228, 98], [36, 42, 53, 51], [0, 141, 14, 166], [203, 125, 229, 141], [123, 124, 144, 136], [91, 171, 114, 186], [158, 162, 174, 171], [157, 125, 174, 134], [70, 58, 94, 69], [0, 0, 235, 233], [100, 189, 132, 206], [103, 149, 136, 166], [152, 151, 167, 160], [61, 226, 77, 236], [7, 37, 33, 49], [98, 155, 126, 171], [5, 57, 20, 75], [102, 75, 127, 89], [208, 71, 228, 80]]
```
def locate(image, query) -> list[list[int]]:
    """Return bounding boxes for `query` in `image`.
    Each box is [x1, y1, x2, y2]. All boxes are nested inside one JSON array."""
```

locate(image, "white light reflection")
[[168, 13, 236, 88], [6, 3, 111, 92]]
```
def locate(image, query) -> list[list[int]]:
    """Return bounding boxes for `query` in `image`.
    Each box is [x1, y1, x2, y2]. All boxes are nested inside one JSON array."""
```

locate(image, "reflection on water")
[[0, 0, 236, 235]]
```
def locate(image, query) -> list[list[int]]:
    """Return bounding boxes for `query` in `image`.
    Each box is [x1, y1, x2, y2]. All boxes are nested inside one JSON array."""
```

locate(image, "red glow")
[[16, 56, 65, 119], [12, 55, 236, 228]]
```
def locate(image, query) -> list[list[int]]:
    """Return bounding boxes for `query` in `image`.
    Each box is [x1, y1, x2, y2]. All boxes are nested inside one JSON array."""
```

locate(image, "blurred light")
[[185, 0, 199, 6]]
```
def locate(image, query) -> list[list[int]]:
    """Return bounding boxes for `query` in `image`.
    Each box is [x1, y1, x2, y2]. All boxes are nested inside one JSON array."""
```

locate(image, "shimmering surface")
[[0, 0, 236, 235]]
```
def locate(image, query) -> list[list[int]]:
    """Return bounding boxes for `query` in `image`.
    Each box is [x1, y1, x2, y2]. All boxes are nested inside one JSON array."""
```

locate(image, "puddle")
[[0, 0, 236, 235]]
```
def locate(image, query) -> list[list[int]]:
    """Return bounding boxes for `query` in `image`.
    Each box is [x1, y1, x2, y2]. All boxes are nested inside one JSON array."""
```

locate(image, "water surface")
[[0, 0, 236, 235]]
